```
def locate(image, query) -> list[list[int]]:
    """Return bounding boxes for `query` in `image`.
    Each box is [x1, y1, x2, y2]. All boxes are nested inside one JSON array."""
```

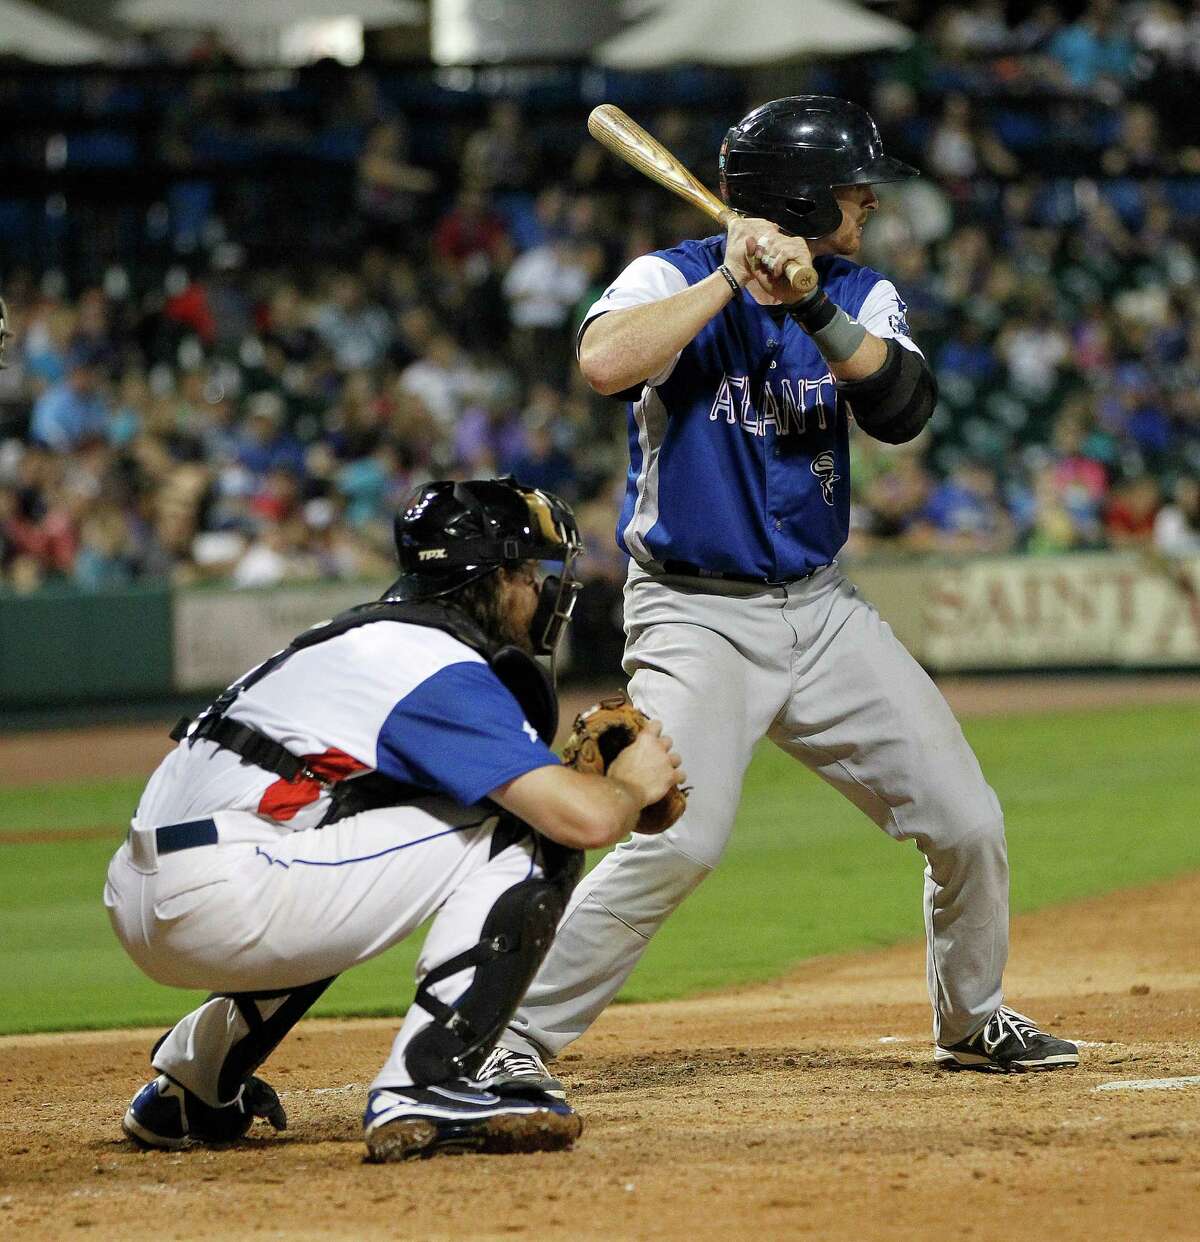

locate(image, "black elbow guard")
[[836, 339, 937, 445]]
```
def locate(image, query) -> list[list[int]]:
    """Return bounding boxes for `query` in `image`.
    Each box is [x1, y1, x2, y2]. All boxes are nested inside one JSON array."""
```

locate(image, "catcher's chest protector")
[[173, 600, 558, 821]]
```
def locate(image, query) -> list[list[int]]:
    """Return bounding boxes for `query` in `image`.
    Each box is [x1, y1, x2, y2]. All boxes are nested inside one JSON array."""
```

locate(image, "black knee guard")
[[404, 836, 582, 1086]]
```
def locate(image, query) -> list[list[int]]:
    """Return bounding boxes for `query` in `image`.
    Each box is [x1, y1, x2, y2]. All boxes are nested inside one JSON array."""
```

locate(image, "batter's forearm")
[[825, 331, 887, 382], [579, 272, 736, 396]]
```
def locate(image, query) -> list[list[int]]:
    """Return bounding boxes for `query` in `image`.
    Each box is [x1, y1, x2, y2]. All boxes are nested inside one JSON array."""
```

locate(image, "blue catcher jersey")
[[579, 236, 922, 580]]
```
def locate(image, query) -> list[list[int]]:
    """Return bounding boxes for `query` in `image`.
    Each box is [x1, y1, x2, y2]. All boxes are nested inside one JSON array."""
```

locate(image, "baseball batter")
[[479, 97, 1078, 1094], [104, 479, 685, 1160]]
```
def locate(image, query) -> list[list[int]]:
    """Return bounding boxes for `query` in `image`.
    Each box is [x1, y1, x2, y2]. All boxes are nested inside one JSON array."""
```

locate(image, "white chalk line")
[[1094, 1076, 1200, 1092], [278, 1083, 364, 1098]]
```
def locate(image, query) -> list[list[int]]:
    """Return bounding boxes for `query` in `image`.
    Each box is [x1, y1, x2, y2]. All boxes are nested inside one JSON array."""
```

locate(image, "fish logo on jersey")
[[810, 451, 841, 506]]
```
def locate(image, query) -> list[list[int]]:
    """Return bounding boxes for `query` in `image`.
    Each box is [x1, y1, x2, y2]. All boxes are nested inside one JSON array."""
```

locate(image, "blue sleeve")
[[817, 257, 883, 319], [375, 661, 559, 806], [656, 236, 723, 285]]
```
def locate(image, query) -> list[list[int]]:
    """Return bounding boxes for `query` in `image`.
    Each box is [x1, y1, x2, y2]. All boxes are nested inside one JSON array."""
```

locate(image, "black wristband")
[[716, 264, 741, 296], [787, 289, 836, 333]]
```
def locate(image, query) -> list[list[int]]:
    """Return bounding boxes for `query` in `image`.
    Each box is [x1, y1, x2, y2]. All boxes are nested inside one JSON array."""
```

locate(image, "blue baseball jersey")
[[580, 235, 921, 580]]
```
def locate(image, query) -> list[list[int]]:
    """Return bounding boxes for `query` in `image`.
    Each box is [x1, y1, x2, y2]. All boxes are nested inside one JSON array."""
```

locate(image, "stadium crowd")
[[1, 0, 1200, 598]]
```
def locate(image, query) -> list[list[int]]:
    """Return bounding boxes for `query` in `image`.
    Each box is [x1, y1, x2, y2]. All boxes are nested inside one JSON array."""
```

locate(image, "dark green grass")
[[1, 702, 1197, 1034]]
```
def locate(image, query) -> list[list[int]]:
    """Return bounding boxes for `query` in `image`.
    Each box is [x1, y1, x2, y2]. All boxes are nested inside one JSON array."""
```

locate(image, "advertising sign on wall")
[[915, 554, 1200, 670]]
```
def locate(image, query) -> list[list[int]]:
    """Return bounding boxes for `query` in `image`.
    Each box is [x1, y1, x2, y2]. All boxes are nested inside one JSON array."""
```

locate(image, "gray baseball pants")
[[505, 562, 1008, 1056]]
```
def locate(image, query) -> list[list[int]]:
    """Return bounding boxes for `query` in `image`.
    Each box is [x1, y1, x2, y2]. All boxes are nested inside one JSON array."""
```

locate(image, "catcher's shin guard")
[[150, 977, 336, 1107], [404, 839, 581, 1086]]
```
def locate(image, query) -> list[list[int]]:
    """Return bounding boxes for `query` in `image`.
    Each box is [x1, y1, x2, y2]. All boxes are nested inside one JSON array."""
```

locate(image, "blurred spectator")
[[235, 392, 306, 480], [1047, 0, 1137, 95], [502, 238, 590, 386], [926, 94, 1018, 184], [1101, 102, 1174, 175], [357, 119, 438, 243], [1050, 408, 1110, 506], [994, 299, 1071, 405], [461, 102, 538, 193], [163, 267, 216, 349], [910, 459, 1016, 554], [936, 316, 996, 384], [1021, 464, 1088, 554], [73, 502, 134, 590], [432, 189, 512, 277], [28, 346, 109, 452], [233, 517, 315, 588], [859, 445, 933, 543], [1105, 474, 1162, 548], [396, 333, 478, 432], [943, 0, 1011, 54], [1151, 475, 1200, 557], [261, 283, 320, 365], [314, 276, 392, 373], [505, 417, 578, 501]]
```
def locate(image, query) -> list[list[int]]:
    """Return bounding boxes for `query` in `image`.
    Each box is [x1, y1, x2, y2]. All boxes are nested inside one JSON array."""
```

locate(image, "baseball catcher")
[[105, 477, 686, 1161]]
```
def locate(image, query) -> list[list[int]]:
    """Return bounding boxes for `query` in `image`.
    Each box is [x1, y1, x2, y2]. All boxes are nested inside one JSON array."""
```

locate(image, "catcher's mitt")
[[560, 693, 687, 834]]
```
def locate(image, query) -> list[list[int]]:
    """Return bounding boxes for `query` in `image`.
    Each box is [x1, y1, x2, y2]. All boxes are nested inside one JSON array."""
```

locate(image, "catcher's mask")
[[388, 477, 584, 657], [0, 297, 11, 369], [719, 95, 918, 240]]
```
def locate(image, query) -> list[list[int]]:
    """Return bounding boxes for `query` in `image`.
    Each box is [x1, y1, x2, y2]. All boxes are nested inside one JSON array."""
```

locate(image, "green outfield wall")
[[2, 553, 1198, 719]]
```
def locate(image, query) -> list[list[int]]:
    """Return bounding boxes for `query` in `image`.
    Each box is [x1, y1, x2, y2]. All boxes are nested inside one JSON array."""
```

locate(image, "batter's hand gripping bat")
[[587, 103, 818, 296]]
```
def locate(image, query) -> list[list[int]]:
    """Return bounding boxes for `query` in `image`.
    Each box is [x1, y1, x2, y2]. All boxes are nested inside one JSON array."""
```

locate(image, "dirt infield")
[[2, 873, 1198, 1242]]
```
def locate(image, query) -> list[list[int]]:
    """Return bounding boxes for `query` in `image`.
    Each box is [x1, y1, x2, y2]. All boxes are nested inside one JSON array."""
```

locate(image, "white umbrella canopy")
[[115, 0, 424, 27], [0, 0, 119, 62], [597, 0, 912, 68]]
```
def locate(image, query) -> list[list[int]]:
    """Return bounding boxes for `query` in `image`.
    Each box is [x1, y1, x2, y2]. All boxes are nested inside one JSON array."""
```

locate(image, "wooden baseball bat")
[[587, 103, 817, 296]]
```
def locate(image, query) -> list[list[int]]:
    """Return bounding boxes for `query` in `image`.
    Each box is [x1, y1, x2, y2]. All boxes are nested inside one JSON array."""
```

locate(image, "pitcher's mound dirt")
[[2, 873, 1198, 1242]]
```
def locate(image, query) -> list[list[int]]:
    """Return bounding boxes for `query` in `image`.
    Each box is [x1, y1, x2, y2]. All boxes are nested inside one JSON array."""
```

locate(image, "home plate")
[[1094, 1076, 1200, 1092], [878, 1036, 910, 1043]]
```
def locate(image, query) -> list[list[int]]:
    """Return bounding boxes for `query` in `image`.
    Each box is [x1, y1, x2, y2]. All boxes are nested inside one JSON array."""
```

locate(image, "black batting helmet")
[[719, 96, 918, 240], [0, 296, 11, 369], [389, 477, 584, 655]]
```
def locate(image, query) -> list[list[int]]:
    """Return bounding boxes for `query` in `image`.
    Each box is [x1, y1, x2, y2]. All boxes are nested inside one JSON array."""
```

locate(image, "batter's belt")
[[656, 559, 830, 586]]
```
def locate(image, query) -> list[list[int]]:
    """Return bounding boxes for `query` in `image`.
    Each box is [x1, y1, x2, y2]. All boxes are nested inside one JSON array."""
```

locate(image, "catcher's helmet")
[[389, 477, 583, 655], [0, 296, 11, 369], [719, 96, 918, 239]]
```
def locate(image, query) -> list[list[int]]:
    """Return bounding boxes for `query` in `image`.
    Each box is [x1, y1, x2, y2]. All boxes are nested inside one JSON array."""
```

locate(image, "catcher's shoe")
[[363, 1079, 581, 1163], [476, 1045, 567, 1101], [935, 1007, 1079, 1073], [122, 1073, 287, 1150]]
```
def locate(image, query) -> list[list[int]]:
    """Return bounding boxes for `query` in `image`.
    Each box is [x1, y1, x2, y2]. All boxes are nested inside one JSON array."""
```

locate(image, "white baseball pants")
[[104, 799, 541, 1106]]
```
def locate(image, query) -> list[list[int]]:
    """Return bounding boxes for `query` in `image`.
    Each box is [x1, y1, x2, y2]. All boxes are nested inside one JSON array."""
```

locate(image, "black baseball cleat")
[[935, 1007, 1080, 1073], [122, 1073, 287, 1149], [476, 1045, 567, 1100], [363, 1079, 582, 1162]]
